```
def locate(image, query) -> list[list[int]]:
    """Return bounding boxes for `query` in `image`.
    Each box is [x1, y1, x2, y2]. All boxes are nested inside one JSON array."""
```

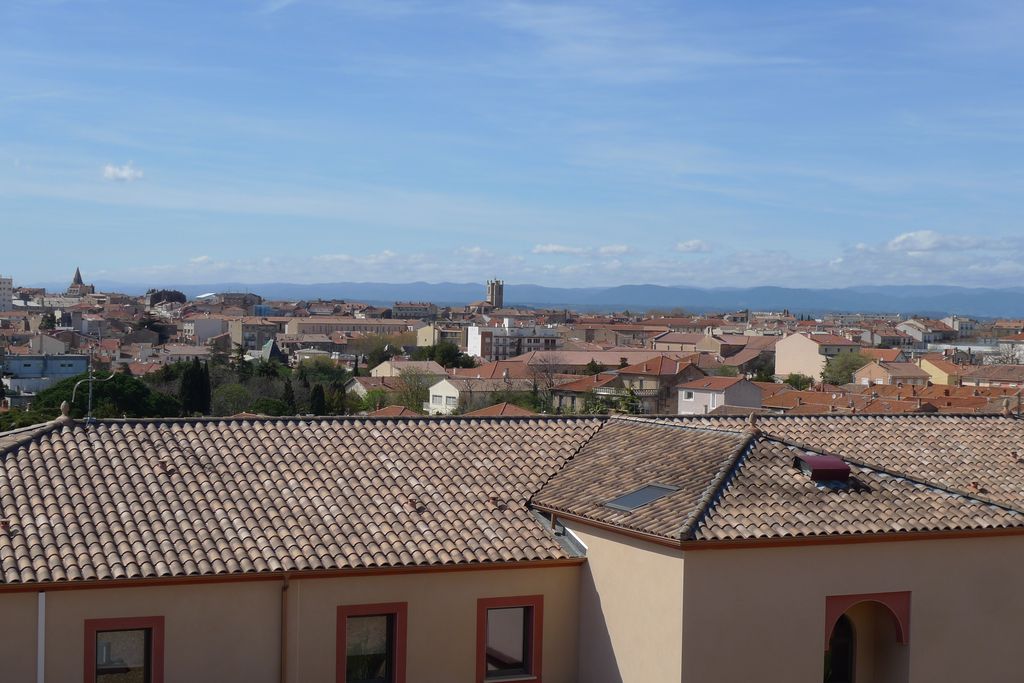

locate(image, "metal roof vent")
[[795, 454, 850, 484]]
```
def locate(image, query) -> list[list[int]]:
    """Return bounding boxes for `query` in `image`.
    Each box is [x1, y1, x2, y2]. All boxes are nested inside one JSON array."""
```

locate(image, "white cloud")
[[532, 243, 586, 255], [456, 245, 494, 259], [598, 244, 629, 255], [676, 239, 711, 253], [885, 230, 981, 253], [102, 162, 144, 182], [189, 255, 210, 264]]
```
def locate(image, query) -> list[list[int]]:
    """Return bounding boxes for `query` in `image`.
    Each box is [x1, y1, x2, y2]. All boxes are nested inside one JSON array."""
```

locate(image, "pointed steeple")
[[72, 267, 84, 286]]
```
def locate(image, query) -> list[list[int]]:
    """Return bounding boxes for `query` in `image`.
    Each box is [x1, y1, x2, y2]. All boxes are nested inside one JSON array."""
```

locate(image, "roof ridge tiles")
[[677, 434, 759, 541], [0, 418, 69, 456]]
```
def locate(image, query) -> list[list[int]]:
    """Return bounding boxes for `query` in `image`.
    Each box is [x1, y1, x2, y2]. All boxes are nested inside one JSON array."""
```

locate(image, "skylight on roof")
[[605, 484, 678, 512]]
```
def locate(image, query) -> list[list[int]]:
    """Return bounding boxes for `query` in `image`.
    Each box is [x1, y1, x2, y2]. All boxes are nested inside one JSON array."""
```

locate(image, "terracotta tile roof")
[[0, 417, 602, 586], [464, 402, 536, 417], [964, 365, 1024, 384], [861, 348, 903, 362], [876, 362, 931, 379], [367, 405, 422, 417], [678, 376, 745, 391], [550, 373, 620, 393], [696, 439, 1023, 541], [536, 416, 1024, 543], [450, 361, 537, 380], [802, 333, 859, 346], [617, 356, 693, 376], [647, 414, 1024, 508], [533, 420, 752, 539]]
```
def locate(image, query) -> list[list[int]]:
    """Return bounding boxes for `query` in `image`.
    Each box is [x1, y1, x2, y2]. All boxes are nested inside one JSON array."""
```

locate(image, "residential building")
[[676, 376, 763, 414], [1, 353, 88, 394], [774, 332, 862, 379], [285, 317, 420, 336], [616, 356, 705, 414], [425, 377, 537, 414], [5, 414, 1024, 681], [227, 317, 286, 351], [854, 361, 931, 386], [392, 301, 438, 319], [416, 322, 469, 349], [0, 273, 12, 313], [915, 355, 967, 386], [467, 323, 561, 361], [941, 315, 977, 338], [369, 359, 446, 378], [896, 319, 957, 347], [180, 316, 228, 345], [962, 365, 1024, 388]]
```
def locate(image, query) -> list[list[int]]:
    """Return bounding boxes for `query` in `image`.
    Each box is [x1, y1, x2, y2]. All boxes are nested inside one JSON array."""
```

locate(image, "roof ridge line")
[[0, 418, 68, 455], [763, 433, 1024, 517], [607, 415, 748, 436], [528, 419, 610, 509], [677, 432, 758, 541]]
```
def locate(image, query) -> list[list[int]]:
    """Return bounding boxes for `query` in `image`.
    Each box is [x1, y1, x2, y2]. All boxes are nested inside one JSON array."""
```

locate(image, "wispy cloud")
[[102, 162, 144, 182], [598, 244, 629, 255], [885, 230, 983, 253], [532, 243, 587, 255], [676, 239, 711, 253]]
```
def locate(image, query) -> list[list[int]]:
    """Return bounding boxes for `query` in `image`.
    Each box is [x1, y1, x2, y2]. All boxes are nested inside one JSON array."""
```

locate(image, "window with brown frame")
[[84, 616, 164, 683], [476, 595, 543, 682], [337, 602, 408, 683]]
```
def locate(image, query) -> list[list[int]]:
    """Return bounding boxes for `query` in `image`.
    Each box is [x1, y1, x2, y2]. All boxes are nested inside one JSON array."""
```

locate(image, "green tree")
[[282, 380, 296, 413], [39, 312, 56, 330], [0, 371, 181, 430], [178, 358, 210, 415], [212, 383, 252, 416], [393, 369, 432, 411], [249, 398, 290, 416], [714, 365, 739, 377], [785, 373, 814, 391], [309, 384, 327, 414], [583, 359, 607, 375], [231, 344, 252, 380], [821, 352, 870, 386]]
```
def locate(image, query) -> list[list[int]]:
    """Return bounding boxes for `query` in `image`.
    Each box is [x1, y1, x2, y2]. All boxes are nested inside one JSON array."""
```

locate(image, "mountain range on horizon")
[[22, 279, 1024, 318]]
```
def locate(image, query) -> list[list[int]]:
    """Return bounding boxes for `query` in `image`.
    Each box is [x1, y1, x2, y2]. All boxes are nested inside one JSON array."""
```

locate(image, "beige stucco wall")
[[564, 520, 684, 683], [680, 535, 1024, 682], [42, 581, 281, 683], [0, 591, 38, 682], [0, 564, 578, 683], [775, 334, 827, 379], [289, 565, 580, 683], [0, 565, 577, 683]]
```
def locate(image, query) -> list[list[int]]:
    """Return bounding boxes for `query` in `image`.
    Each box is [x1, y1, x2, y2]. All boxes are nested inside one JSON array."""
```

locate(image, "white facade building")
[[467, 321, 561, 361]]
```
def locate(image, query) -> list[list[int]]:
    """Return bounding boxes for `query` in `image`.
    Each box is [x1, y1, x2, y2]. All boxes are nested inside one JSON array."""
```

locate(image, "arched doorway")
[[824, 592, 910, 683], [824, 614, 855, 683]]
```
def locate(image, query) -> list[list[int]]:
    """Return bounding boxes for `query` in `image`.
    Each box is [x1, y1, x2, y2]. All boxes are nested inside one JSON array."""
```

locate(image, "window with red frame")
[[337, 602, 407, 683], [477, 596, 543, 682]]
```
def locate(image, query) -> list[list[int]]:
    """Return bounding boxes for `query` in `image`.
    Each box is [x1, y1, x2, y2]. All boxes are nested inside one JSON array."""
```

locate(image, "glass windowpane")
[[96, 629, 150, 683], [486, 607, 529, 677], [346, 614, 393, 683]]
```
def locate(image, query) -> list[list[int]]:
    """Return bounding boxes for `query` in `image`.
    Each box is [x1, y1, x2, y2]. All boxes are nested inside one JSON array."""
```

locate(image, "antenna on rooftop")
[[71, 339, 116, 423]]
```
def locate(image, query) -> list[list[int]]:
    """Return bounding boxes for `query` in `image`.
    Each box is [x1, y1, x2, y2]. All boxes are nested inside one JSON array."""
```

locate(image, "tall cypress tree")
[[310, 384, 326, 415], [282, 380, 296, 414], [200, 362, 212, 414]]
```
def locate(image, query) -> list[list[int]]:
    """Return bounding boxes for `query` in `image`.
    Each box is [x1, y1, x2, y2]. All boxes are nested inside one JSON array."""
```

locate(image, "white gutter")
[[36, 591, 45, 683]]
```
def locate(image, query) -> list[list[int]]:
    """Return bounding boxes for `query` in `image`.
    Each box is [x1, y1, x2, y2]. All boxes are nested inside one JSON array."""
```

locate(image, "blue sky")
[[2, 0, 1023, 288]]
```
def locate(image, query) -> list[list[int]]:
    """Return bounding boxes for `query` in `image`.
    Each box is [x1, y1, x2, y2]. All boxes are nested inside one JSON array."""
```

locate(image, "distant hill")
[[26, 280, 1024, 317]]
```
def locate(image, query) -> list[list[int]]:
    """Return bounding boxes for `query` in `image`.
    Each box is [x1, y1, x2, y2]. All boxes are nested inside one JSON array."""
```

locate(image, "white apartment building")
[[467, 320, 561, 361], [0, 274, 12, 312]]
